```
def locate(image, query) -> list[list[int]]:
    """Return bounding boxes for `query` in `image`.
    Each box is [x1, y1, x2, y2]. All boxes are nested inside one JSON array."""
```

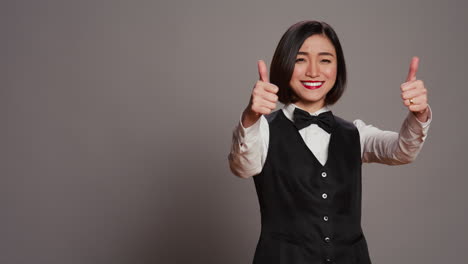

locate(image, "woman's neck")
[[294, 101, 326, 114]]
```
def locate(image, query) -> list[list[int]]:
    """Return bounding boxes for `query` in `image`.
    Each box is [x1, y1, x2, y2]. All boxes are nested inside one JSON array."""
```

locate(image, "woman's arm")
[[354, 105, 432, 165], [228, 115, 269, 178], [356, 56, 432, 165], [228, 60, 277, 178]]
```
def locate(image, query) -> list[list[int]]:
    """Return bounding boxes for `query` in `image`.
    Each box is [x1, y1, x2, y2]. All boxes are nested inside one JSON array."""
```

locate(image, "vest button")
[[324, 237, 331, 243], [323, 215, 329, 221], [321, 171, 327, 177], [325, 258, 332, 263], [322, 193, 328, 199]]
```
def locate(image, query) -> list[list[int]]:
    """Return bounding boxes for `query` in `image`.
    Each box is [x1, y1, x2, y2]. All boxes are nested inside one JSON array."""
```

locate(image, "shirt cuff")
[[405, 104, 432, 139], [408, 105, 432, 128], [235, 113, 262, 148]]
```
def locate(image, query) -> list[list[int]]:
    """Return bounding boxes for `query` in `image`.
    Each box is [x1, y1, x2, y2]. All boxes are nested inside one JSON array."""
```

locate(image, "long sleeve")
[[354, 105, 433, 165], [228, 115, 269, 178]]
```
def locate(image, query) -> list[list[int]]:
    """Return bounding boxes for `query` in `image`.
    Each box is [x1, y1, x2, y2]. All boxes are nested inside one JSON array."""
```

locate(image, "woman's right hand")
[[241, 60, 279, 128]]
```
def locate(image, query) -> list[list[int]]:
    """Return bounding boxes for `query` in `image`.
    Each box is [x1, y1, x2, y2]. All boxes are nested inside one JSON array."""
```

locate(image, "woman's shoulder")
[[264, 109, 285, 124], [333, 114, 360, 131], [332, 112, 376, 131]]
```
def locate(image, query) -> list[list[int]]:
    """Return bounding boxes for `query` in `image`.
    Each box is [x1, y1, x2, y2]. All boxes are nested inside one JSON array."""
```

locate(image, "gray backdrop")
[[2, 0, 468, 263]]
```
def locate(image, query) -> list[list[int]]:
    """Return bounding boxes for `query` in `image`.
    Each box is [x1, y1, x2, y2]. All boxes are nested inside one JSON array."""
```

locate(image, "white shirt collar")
[[282, 103, 331, 122]]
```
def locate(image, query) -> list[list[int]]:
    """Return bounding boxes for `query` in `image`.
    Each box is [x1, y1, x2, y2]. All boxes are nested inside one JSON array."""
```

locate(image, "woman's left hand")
[[400, 56, 429, 122]]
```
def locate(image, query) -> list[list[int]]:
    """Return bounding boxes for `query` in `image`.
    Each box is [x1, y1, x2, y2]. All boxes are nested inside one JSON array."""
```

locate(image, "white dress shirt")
[[228, 104, 433, 178]]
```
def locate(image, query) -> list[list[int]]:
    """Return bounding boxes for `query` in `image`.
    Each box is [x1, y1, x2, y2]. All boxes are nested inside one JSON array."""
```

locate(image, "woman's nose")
[[306, 62, 319, 77]]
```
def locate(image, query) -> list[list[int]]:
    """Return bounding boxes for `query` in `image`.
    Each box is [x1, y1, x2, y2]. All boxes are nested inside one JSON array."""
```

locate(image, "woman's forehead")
[[298, 35, 336, 55]]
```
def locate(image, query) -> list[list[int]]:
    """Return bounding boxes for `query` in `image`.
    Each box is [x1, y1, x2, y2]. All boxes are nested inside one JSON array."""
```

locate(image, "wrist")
[[242, 108, 261, 128], [413, 107, 429, 122]]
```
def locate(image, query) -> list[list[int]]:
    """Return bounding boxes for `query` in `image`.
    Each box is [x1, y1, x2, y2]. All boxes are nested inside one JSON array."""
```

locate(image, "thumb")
[[257, 60, 269, 82], [405, 56, 419, 82]]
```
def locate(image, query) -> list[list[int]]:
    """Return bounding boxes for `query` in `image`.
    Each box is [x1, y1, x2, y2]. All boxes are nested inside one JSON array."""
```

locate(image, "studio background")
[[2, 0, 467, 263]]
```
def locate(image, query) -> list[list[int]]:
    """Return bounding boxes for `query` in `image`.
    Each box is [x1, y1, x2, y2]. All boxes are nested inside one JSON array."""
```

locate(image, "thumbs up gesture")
[[241, 60, 279, 128], [400, 56, 429, 122]]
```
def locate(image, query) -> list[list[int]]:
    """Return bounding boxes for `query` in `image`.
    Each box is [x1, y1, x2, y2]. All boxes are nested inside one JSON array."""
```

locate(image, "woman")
[[228, 20, 432, 264]]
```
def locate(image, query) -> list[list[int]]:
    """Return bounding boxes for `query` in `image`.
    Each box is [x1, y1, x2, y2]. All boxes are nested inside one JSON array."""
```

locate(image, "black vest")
[[252, 110, 372, 264]]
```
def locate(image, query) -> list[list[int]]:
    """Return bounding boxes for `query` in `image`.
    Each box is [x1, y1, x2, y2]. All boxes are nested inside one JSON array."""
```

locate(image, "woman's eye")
[[295, 58, 305, 62], [321, 59, 331, 63]]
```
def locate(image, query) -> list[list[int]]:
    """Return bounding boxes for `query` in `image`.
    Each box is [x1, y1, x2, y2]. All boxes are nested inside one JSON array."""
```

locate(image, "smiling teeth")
[[302, 82, 323, 86]]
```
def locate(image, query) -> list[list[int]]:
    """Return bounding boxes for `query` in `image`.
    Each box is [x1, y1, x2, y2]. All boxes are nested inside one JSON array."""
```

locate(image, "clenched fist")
[[241, 60, 279, 128], [400, 56, 429, 122]]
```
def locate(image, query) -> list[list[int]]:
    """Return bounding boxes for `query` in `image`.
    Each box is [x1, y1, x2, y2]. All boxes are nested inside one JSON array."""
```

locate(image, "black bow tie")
[[293, 108, 335, 133]]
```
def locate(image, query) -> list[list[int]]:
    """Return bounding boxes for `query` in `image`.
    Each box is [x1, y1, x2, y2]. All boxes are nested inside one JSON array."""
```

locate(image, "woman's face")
[[289, 34, 337, 112]]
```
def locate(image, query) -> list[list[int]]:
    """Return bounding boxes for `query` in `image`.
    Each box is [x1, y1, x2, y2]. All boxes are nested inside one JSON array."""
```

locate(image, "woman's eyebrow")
[[297, 51, 335, 57]]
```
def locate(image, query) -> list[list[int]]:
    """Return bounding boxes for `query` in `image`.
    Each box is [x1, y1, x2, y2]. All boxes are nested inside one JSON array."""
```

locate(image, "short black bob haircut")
[[270, 20, 347, 106]]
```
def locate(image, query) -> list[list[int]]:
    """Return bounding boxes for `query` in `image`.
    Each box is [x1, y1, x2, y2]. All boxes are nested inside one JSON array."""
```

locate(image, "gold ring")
[[409, 98, 414, 104]]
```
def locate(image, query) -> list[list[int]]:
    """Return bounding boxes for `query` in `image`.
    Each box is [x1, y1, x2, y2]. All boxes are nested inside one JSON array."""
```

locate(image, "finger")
[[263, 84, 279, 94], [403, 94, 427, 107], [262, 100, 277, 110], [405, 56, 419, 82], [253, 105, 274, 115], [409, 102, 428, 112], [257, 60, 269, 82], [403, 98, 411, 106], [401, 86, 425, 100], [252, 96, 276, 110], [261, 92, 278, 103], [400, 79, 423, 92], [404, 97, 418, 107], [252, 97, 276, 109], [253, 83, 278, 98], [400, 81, 414, 92]]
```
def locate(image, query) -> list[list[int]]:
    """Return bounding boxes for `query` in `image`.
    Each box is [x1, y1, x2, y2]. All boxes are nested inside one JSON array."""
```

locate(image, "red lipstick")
[[301, 81, 324, 90]]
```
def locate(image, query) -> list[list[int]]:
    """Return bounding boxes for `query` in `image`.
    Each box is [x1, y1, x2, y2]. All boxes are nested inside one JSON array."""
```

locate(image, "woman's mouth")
[[301, 81, 324, 90]]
